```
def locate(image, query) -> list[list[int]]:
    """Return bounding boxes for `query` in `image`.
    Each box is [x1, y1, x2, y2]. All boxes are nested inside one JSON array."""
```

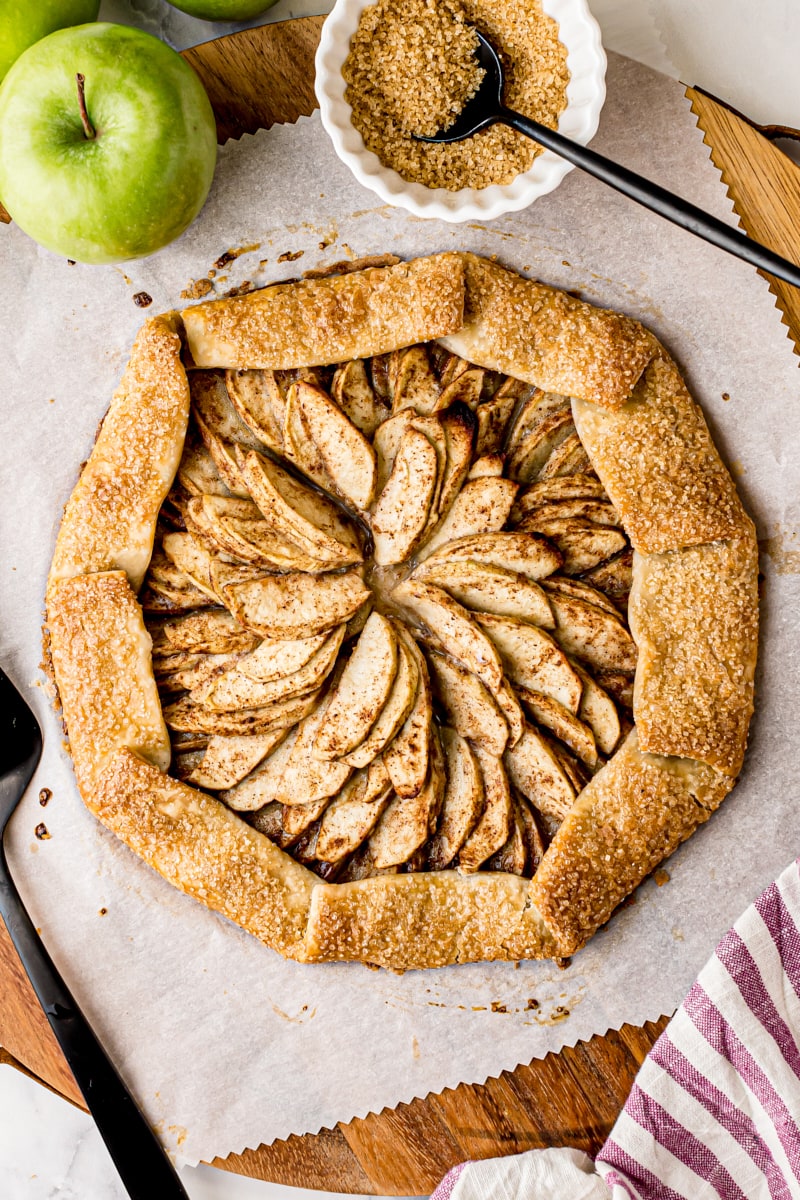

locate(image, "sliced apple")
[[315, 762, 393, 863], [475, 612, 583, 713], [369, 728, 445, 868], [220, 517, 330, 573], [474, 391, 516, 457], [224, 570, 370, 640], [239, 450, 362, 565], [313, 612, 398, 760], [177, 435, 231, 498], [382, 629, 432, 798], [494, 678, 525, 748], [468, 454, 504, 479], [413, 560, 554, 628], [415, 477, 518, 562], [190, 370, 266, 451], [569, 660, 621, 756], [515, 794, 546, 874], [504, 722, 577, 823], [373, 410, 415, 493], [538, 431, 592, 478], [165, 687, 320, 739], [511, 475, 608, 522], [209, 560, 267, 601], [160, 609, 256, 655], [185, 728, 288, 790], [506, 391, 566, 452], [292, 380, 377, 510], [438, 366, 484, 411], [438, 353, 470, 388], [283, 385, 335, 491], [542, 575, 623, 618], [219, 726, 300, 811], [421, 531, 562, 580], [581, 548, 633, 607], [426, 647, 508, 756], [371, 427, 438, 566], [509, 409, 576, 482], [458, 746, 512, 872], [195, 626, 344, 712], [393, 580, 504, 691], [410, 414, 448, 517], [225, 368, 285, 451], [247, 801, 284, 842], [517, 688, 598, 768], [438, 405, 476, 515], [546, 591, 638, 674], [234, 629, 332, 682], [486, 800, 528, 875], [273, 685, 354, 806], [331, 359, 387, 437], [522, 499, 621, 528], [517, 517, 628, 575], [389, 345, 441, 415], [166, 650, 245, 695], [426, 728, 484, 870], [161, 532, 218, 601], [343, 633, 418, 768], [281, 795, 332, 845]]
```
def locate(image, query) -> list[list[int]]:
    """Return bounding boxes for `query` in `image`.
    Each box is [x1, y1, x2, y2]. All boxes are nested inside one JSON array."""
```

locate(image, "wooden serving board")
[[1, 17, 799, 1195]]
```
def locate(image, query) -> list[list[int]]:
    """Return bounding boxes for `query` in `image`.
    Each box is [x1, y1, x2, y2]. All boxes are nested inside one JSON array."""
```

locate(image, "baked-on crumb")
[[343, 0, 569, 190]]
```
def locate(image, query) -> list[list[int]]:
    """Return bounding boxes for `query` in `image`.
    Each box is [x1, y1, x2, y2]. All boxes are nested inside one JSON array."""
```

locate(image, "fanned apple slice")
[[413, 560, 554, 628], [509, 410, 576, 482], [195, 626, 344, 711], [426, 648, 508, 756], [369, 728, 445, 868], [183, 495, 262, 560], [475, 612, 583, 714], [486, 799, 528, 875], [281, 795, 332, 845], [438, 353, 470, 388], [542, 575, 623, 618], [393, 580, 504, 691], [522, 499, 622, 528], [283, 386, 335, 491], [235, 629, 333, 682], [165, 650, 245, 694], [382, 630, 432, 799], [225, 369, 285, 451], [504, 722, 577, 823], [220, 517, 330, 573], [160, 609, 257, 655], [518, 517, 628, 575], [292, 380, 377, 510], [273, 684, 353, 806], [547, 591, 638, 674], [209, 560, 267, 601], [494, 679, 525, 747], [458, 747, 512, 873], [389, 346, 441, 415], [371, 427, 438, 566], [313, 612, 398, 760], [506, 391, 567, 452], [468, 454, 505, 479], [240, 450, 362, 566], [315, 761, 393, 863], [474, 391, 516, 457], [148, 547, 204, 594], [438, 405, 476, 516], [515, 794, 546, 875], [570, 660, 621, 756], [422, 531, 562, 580], [426, 728, 484, 870], [220, 725, 301, 811], [438, 366, 484, 411], [343, 634, 418, 768], [415, 477, 518, 562], [177, 436, 231, 498], [373, 410, 415, 493], [410, 414, 448, 517], [517, 688, 599, 768], [581, 548, 633, 607], [224, 570, 369, 640], [140, 578, 213, 615], [538, 431, 592, 478], [511, 475, 608, 522], [165, 686, 320, 739], [331, 359, 387, 437], [161, 532, 218, 600], [191, 370, 266, 451], [185, 729, 288, 790]]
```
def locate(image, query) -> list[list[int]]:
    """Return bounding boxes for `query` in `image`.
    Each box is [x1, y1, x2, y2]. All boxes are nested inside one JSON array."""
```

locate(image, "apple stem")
[[75, 74, 95, 140]]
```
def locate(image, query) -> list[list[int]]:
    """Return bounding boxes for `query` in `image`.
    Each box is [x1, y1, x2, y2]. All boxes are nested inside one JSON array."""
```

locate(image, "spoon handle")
[[0, 847, 190, 1200], [498, 106, 800, 291]]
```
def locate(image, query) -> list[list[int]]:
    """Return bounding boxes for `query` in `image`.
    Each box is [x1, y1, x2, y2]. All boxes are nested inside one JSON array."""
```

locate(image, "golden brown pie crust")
[[45, 252, 759, 967]]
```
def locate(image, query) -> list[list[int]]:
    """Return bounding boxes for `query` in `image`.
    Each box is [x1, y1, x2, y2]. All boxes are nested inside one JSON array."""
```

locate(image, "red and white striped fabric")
[[431, 858, 800, 1200]]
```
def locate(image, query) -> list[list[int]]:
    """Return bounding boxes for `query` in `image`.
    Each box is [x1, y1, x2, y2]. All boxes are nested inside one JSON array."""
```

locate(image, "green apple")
[[0, 0, 100, 83], [165, 0, 279, 19], [0, 23, 218, 263]]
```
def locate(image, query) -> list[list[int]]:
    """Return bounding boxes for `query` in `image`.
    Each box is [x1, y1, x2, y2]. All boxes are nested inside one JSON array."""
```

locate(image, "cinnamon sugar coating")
[[182, 254, 466, 369], [629, 537, 758, 775], [48, 314, 189, 595], [572, 356, 754, 553]]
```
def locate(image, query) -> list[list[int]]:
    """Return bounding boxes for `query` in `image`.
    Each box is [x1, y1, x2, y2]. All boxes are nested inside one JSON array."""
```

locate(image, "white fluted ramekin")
[[314, 0, 607, 223]]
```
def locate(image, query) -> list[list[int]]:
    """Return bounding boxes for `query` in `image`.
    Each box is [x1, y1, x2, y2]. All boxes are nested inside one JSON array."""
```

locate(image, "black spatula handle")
[[0, 844, 189, 1200]]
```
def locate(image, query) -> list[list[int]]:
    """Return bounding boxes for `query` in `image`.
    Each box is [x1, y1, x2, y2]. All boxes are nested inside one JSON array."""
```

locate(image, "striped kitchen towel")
[[431, 857, 800, 1200]]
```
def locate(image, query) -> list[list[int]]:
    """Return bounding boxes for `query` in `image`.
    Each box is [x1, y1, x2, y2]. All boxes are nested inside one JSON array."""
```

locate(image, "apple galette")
[[45, 252, 758, 969]]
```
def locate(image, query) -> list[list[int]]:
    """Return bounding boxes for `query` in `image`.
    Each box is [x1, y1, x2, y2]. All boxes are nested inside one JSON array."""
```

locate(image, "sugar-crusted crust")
[[529, 729, 734, 955], [47, 572, 171, 797], [182, 253, 466, 369], [48, 252, 758, 969], [571, 357, 753, 554], [48, 314, 189, 596], [629, 537, 759, 775], [438, 253, 660, 410], [93, 749, 316, 960]]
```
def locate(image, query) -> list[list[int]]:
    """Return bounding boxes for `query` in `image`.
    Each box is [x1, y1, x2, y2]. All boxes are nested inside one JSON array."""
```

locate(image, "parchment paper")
[[1, 53, 798, 1168]]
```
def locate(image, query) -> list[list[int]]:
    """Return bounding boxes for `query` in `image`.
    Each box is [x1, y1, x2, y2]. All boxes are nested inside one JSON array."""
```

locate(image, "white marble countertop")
[[2, 1, 799, 1196]]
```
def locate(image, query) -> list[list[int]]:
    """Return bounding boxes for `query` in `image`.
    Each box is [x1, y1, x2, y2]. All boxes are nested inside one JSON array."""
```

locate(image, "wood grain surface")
[[2, 16, 799, 1195]]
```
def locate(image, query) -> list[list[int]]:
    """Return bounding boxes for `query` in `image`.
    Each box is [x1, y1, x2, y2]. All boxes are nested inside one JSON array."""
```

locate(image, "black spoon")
[[418, 29, 800, 290]]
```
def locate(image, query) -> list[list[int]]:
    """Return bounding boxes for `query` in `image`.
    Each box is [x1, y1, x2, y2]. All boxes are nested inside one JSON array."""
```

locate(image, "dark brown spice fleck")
[[38, 788, 52, 807], [35, 823, 50, 840], [99, 907, 108, 916], [278, 250, 304, 263], [133, 292, 153, 308]]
